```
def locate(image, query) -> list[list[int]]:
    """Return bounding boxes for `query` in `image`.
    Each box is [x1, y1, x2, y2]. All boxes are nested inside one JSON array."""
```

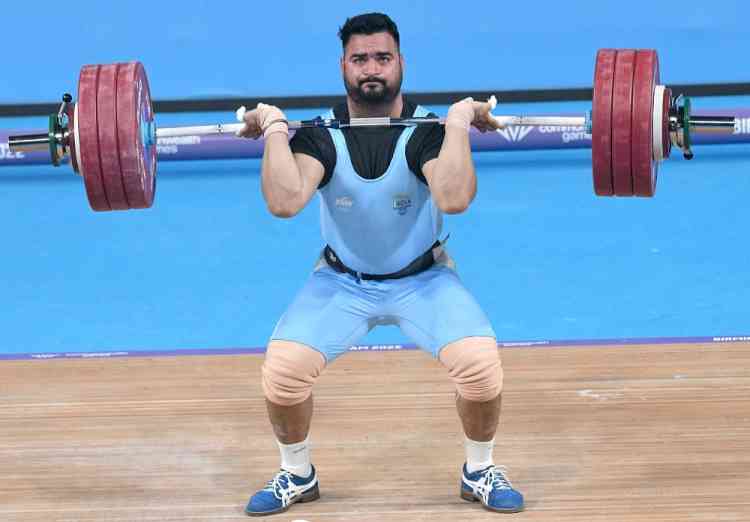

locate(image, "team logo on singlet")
[[335, 196, 354, 212], [392, 194, 412, 215]]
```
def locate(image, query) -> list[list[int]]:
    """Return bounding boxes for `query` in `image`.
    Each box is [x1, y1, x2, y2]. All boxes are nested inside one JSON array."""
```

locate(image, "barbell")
[[7, 49, 737, 211]]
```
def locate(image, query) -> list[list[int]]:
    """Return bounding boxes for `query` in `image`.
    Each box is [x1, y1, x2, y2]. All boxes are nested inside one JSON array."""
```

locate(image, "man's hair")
[[338, 12, 400, 49]]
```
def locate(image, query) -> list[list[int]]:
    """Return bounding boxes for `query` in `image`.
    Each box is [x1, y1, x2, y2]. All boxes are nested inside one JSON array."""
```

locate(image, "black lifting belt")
[[323, 240, 442, 282]]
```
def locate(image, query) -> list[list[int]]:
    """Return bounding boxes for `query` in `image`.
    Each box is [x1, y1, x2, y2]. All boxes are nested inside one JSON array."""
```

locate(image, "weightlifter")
[[238, 12, 524, 516]]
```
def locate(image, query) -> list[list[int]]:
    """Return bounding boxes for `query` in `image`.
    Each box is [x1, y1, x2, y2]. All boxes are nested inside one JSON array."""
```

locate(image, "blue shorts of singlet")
[[270, 250, 496, 362]]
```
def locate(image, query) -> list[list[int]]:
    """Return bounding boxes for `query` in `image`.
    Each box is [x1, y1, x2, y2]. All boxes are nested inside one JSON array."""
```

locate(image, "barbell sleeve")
[[7, 133, 51, 152], [688, 115, 737, 134]]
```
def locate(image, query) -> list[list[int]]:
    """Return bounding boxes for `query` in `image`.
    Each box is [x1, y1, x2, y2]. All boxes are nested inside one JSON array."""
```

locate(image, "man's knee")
[[261, 341, 326, 406], [439, 336, 503, 402]]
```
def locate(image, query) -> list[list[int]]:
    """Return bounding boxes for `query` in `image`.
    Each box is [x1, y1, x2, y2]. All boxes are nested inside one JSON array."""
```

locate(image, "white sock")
[[465, 437, 495, 473], [277, 435, 312, 478]]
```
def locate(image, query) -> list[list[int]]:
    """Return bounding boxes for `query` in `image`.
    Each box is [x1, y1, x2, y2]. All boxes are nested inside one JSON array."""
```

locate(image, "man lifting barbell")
[[5, 10, 739, 518], [235, 12, 523, 517]]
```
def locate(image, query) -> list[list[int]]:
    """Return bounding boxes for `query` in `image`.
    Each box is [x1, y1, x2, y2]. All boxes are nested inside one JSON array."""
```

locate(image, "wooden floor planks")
[[1, 342, 748, 521]]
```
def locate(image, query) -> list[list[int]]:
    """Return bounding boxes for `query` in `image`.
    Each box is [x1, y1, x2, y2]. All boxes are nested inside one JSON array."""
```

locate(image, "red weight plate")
[[117, 62, 156, 209], [97, 64, 130, 210], [611, 50, 636, 196], [631, 50, 658, 197], [662, 86, 672, 159], [592, 49, 616, 196], [66, 102, 79, 173], [77, 65, 111, 211]]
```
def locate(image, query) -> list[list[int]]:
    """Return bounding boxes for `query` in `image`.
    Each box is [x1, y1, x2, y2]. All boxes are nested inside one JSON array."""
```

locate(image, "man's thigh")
[[271, 267, 374, 363], [388, 265, 496, 358]]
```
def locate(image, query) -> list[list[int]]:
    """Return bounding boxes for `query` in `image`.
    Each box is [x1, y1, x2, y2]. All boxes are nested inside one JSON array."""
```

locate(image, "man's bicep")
[[419, 123, 446, 169], [290, 127, 335, 188], [294, 152, 325, 204], [408, 120, 446, 182]]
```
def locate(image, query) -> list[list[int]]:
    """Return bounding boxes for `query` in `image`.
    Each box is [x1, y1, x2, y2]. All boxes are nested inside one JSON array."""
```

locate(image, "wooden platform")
[[1, 342, 749, 521]]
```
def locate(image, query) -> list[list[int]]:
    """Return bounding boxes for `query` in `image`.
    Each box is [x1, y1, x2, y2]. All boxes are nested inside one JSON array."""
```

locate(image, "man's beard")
[[345, 68, 402, 106]]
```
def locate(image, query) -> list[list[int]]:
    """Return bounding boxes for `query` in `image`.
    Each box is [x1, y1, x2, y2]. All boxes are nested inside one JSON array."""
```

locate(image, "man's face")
[[341, 31, 403, 105]]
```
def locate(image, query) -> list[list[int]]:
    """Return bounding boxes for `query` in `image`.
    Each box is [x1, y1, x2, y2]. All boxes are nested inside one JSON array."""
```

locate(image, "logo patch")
[[335, 196, 354, 211], [392, 194, 412, 215]]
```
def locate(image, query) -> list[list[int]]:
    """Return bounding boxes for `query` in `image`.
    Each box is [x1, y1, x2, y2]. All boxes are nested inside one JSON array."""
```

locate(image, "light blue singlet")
[[319, 106, 442, 274]]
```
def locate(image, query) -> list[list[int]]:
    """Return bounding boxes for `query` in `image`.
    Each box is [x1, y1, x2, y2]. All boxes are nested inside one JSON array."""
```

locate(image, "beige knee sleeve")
[[261, 341, 326, 406], [439, 337, 503, 402]]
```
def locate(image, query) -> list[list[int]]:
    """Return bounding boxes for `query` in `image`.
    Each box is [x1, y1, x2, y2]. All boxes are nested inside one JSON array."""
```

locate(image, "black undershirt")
[[289, 98, 445, 188]]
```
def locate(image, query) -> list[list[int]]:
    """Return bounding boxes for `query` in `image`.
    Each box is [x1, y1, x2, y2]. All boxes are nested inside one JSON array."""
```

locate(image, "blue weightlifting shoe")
[[460, 463, 524, 513], [245, 466, 320, 517]]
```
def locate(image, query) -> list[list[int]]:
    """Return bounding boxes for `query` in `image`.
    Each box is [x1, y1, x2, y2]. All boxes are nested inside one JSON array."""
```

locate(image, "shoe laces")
[[263, 470, 294, 501], [484, 465, 513, 490]]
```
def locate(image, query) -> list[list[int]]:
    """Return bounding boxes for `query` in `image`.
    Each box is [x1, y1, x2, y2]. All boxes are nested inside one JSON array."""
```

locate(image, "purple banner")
[[2, 334, 749, 360], [2, 108, 750, 168]]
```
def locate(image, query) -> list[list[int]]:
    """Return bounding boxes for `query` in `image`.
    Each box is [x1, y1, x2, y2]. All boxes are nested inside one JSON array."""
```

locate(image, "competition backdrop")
[[1, 1, 749, 103], [1, 1, 749, 356]]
